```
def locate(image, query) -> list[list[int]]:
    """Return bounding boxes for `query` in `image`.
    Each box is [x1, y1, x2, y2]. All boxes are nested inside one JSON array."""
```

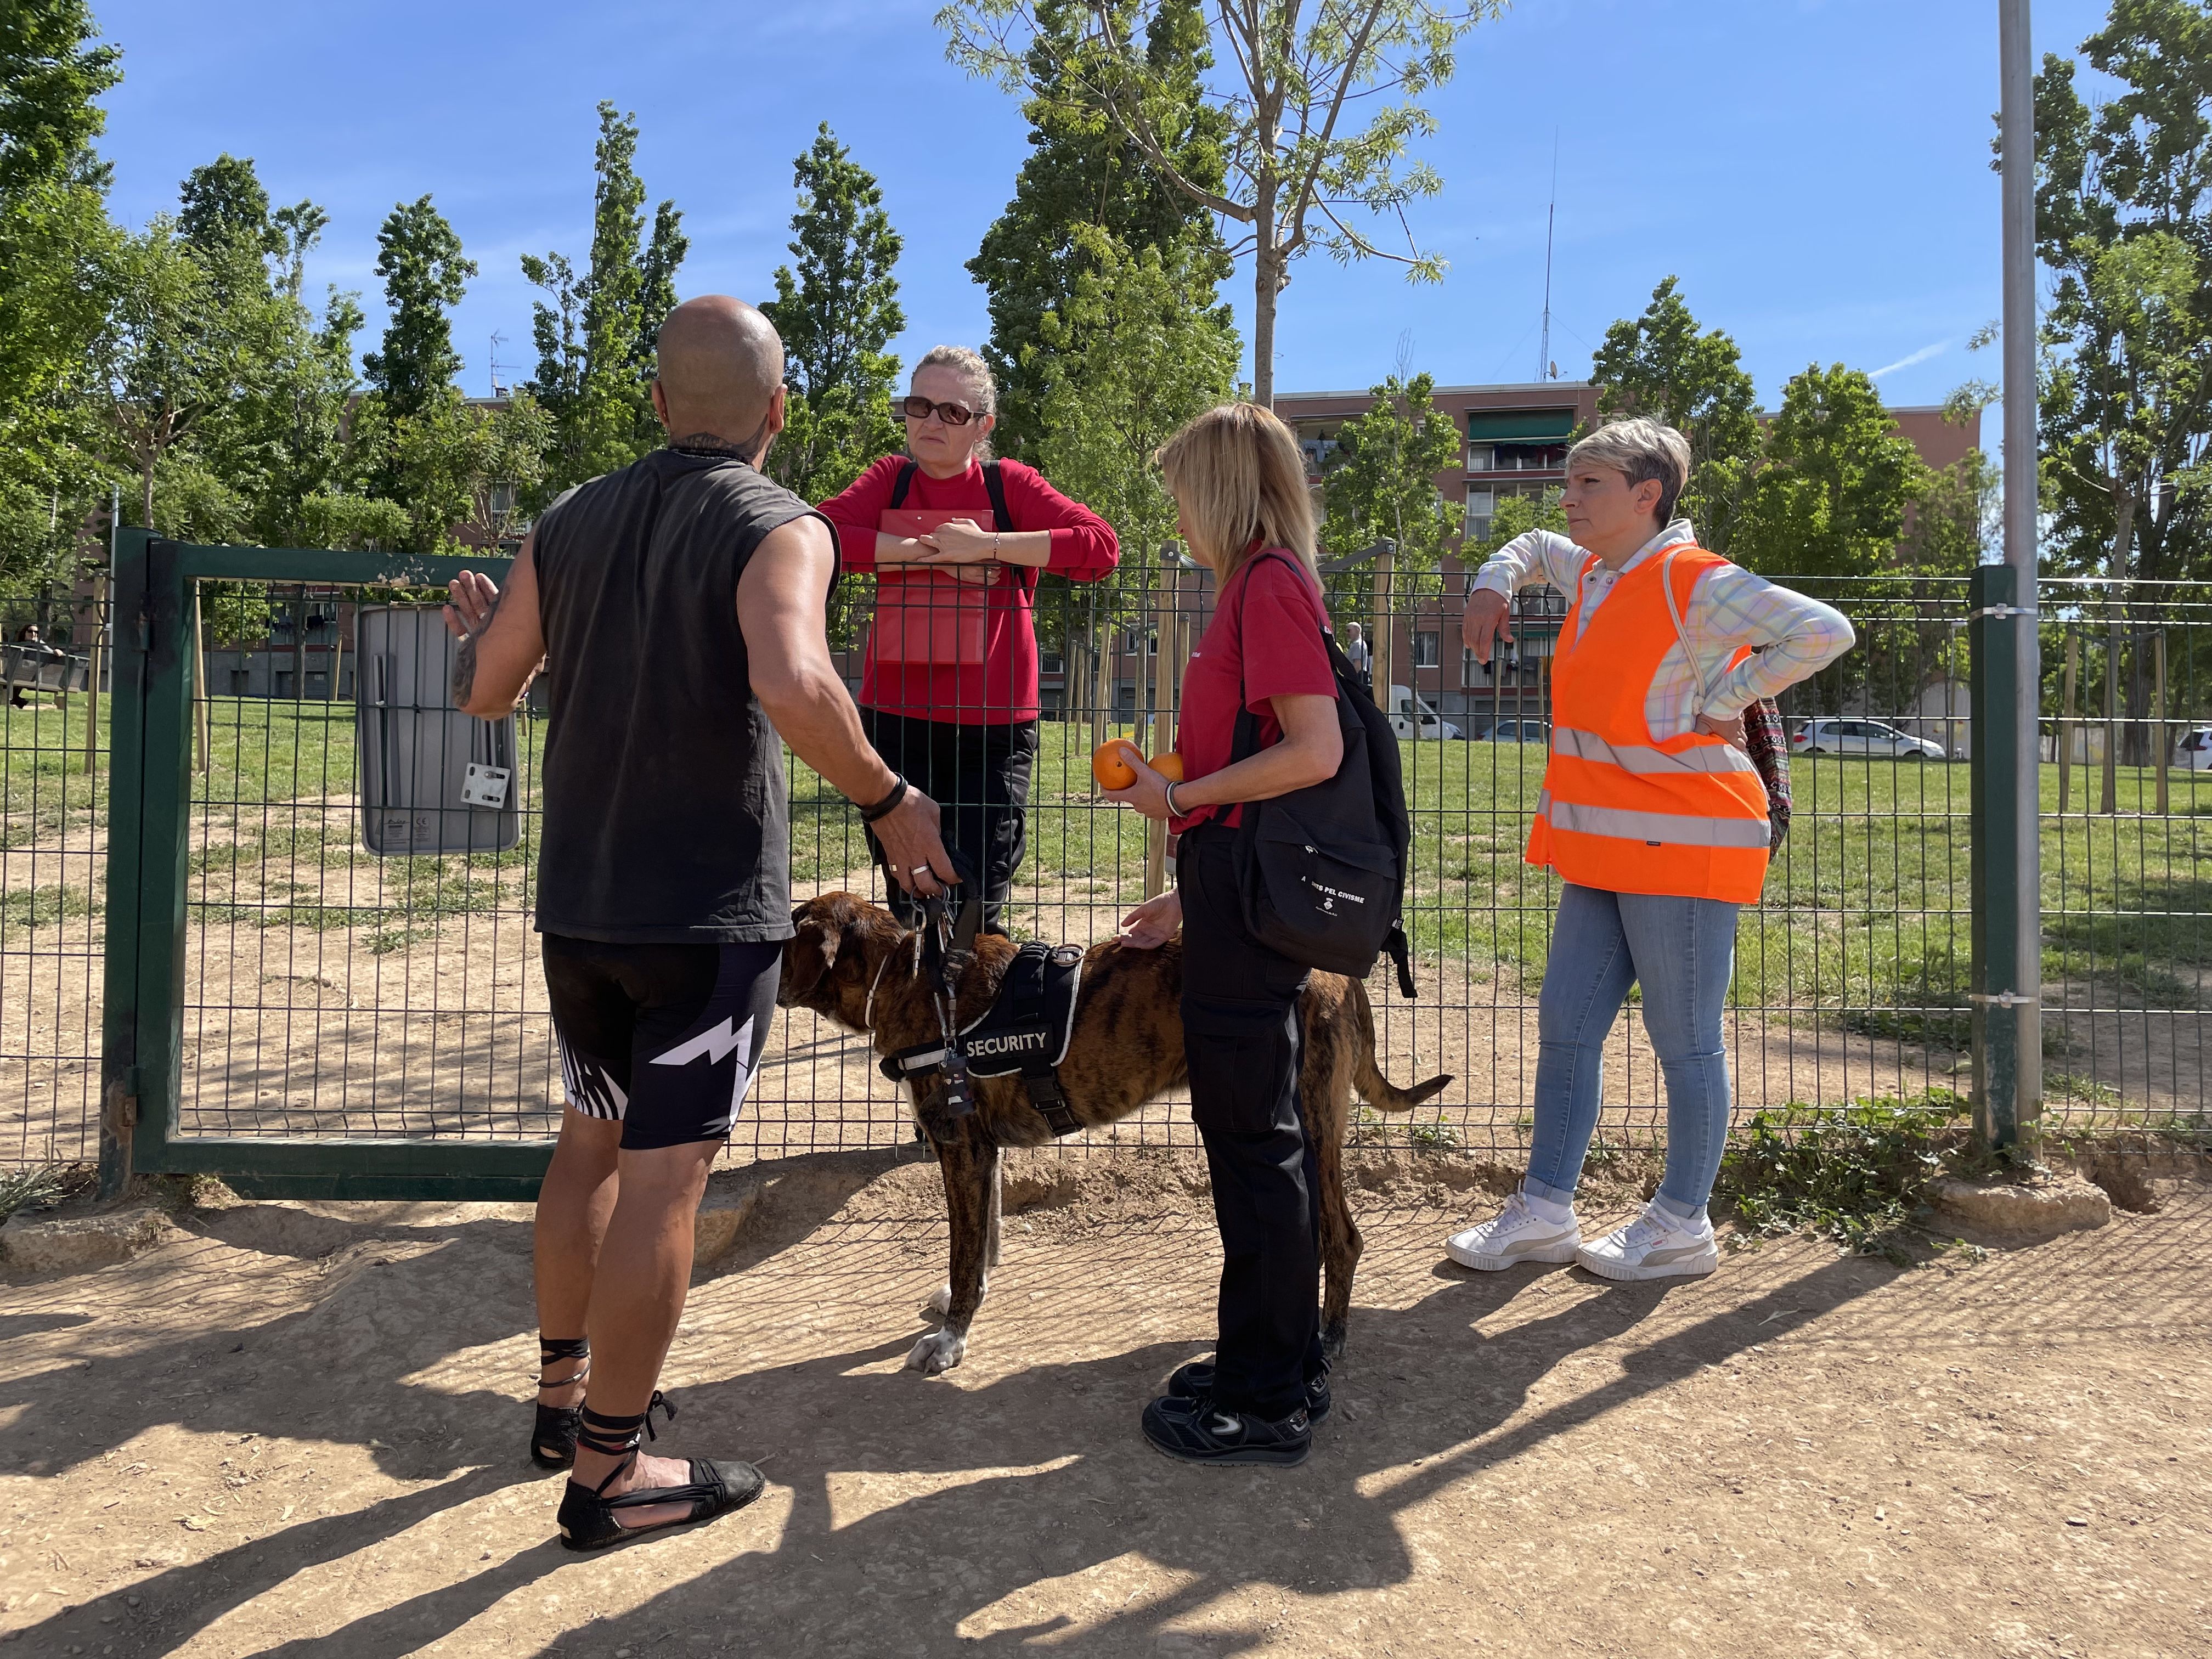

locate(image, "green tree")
[[943, 0, 1497, 407], [0, 0, 119, 202], [351, 388, 552, 555], [523, 103, 689, 496], [363, 195, 474, 421], [2029, 3, 2212, 776], [177, 153, 284, 264], [166, 154, 370, 549], [1030, 228, 1239, 637], [760, 125, 906, 504], [1468, 486, 1566, 559], [1901, 449, 1997, 575], [2033, 15, 2212, 590], [80, 216, 291, 529], [1318, 370, 1465, 614], [1588, 275, 1763, 551], [968, 0, 1228, 455], [1731, 363, 1928, 586], [0, 0, 120, 583]]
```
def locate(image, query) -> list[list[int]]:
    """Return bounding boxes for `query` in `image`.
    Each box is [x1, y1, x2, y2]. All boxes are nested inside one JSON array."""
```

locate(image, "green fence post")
[[97, 529, 151, 1199], [1968, 563, 2042, 1152]]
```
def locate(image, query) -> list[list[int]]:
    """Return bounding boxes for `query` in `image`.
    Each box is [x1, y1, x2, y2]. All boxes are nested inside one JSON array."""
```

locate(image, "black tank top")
[[532, 447, 831, 943]]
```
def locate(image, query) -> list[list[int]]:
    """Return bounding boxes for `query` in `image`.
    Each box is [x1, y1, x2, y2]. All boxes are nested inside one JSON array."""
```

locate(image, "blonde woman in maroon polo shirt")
[[1105, 402, 1348, 1466], [820, 346, 1118, 930]]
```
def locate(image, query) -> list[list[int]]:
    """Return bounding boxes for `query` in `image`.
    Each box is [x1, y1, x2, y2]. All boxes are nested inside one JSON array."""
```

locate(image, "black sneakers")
[[1141, 1392, 1312, 1466], [1166, 1359, 1332, 1424]]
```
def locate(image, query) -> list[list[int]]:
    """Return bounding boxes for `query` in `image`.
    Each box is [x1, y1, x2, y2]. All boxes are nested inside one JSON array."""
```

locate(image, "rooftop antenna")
[[1538, 129, 1558, 383], [488, 330, 510, 398]]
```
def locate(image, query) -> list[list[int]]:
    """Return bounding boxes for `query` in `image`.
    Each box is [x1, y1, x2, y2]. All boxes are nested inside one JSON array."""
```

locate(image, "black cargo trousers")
[[1176, 825, 1327, 1421], [861, 709, 1039, 935]]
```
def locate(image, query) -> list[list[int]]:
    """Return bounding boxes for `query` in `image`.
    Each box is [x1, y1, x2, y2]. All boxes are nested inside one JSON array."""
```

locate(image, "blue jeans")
[[1523, 884, 1740, 1221]]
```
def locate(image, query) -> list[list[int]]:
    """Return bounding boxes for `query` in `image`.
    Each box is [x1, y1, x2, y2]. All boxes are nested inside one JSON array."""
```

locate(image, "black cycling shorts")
[[541, 934, 781, 1150]]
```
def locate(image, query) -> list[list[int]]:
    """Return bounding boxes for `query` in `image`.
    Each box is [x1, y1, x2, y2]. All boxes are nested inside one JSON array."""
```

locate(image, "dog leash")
[[878, 888, 978, 1129]]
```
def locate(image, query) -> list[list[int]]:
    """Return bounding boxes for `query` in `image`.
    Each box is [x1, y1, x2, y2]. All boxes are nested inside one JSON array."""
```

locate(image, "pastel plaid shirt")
[[1469, 521, 1856, 739]]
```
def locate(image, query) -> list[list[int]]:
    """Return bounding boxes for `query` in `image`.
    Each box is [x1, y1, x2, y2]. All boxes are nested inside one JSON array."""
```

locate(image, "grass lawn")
[[6, 698, 2208, 1037]]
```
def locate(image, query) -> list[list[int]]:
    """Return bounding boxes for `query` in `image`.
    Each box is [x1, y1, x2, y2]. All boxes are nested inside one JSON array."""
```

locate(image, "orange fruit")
[[1150, 751, 1184, 782], [1091, 740, 1141, 790]]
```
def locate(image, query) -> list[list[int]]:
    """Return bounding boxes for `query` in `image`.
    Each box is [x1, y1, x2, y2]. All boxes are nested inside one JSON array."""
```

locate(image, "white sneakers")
[[1574, 1205, 1718, 1282], [1444, 1194, 1718, 1282], [1443, 1191, 1581, 1270]]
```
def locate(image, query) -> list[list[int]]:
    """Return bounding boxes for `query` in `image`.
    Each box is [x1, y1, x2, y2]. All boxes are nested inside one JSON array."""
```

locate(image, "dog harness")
[[881, 939, 1087, 1137]]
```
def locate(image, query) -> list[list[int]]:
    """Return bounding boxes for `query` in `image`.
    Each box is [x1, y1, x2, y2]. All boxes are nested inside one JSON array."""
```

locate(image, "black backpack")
[[1226, 552, 1417, 997]]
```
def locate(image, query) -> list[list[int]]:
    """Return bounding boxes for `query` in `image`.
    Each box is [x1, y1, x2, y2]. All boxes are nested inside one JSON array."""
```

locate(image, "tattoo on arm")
[[450, 587, 505, 707]]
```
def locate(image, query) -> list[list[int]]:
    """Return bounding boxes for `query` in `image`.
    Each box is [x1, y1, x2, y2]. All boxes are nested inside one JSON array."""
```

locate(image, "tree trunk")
[[2102, 486, 2137, 815], [1251, 170, 1282, 408], [1252, 255, 1278, 409]]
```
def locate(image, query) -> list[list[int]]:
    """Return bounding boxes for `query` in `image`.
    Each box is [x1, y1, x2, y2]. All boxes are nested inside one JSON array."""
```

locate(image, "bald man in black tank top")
[[445, 296, 956, 1550]]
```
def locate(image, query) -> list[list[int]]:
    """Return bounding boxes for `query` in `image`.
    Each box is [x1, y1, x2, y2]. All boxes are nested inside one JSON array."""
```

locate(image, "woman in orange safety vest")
[[1443, 417, 1854, 1282]]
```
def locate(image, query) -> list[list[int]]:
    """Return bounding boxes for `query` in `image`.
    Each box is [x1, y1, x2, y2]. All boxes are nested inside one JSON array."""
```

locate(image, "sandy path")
[[0, 1156, 2203, 1656]]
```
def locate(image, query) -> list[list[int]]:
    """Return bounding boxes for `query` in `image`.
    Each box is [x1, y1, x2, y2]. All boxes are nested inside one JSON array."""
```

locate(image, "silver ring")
[[909, 866, 929, 875]]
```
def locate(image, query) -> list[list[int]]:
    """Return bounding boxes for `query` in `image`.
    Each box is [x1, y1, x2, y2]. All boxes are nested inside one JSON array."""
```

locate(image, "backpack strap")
[[983, 460, 1035, 597], [888, 459, 918, 510]]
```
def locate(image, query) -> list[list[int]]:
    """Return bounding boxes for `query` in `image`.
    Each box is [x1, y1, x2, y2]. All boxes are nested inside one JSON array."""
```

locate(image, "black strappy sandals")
[[531, 1337, 591, 1469], [555, 1393, 765, 1552]]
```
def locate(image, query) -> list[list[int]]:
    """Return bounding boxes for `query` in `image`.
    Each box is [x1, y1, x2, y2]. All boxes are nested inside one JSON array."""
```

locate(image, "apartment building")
[[1276, 381, 1978, 731]]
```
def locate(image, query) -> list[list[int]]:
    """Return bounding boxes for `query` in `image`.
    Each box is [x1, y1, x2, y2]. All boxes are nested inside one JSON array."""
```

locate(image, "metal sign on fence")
[[355, 605, 521, 857]]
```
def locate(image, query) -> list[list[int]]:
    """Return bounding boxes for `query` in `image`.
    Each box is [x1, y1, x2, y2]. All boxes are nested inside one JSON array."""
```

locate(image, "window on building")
[[1465, 486, 1495, 546], [1413, 630, 1438, 668], [1492, 442, 1567, 472], [1462, 647, 1487, 688], [1466, 443, 1494, 472]]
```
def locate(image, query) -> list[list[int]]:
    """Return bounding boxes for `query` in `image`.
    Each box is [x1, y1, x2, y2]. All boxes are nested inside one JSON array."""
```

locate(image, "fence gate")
[[101, 530, 552, 1199]]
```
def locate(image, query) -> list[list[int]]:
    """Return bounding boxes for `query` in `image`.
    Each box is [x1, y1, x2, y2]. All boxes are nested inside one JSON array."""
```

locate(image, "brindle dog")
[[778, 892, 1452, 1375]]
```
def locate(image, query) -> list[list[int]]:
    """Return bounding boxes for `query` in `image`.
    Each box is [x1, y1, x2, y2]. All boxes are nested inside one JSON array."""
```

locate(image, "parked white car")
[[1386, 684, 1461, 741], [1478, 719, 1552, 744], [1792, 717, 1946, 760], [2176, 727, 2212, 771]]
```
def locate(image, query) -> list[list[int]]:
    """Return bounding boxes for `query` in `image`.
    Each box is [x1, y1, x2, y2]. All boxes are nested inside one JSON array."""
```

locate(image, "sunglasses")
[[899, 395, 981, 427]]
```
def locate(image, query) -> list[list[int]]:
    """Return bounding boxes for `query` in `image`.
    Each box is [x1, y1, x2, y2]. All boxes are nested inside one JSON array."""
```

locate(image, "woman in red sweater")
[[819, 345, 1118, 930]]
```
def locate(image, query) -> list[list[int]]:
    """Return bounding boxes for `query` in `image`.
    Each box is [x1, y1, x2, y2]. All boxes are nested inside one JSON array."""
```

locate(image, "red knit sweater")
[[819, 455, 1119, 723]]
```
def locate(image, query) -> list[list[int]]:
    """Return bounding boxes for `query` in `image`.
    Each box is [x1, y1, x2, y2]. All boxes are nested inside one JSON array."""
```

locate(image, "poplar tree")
[[363, 195, 473, 421], [760, 124, 905, 504], [523, 103, 689, 495]]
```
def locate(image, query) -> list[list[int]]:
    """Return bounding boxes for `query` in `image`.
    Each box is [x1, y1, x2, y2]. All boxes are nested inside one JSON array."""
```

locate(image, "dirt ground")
[[1, 1152, 2205, 1658]]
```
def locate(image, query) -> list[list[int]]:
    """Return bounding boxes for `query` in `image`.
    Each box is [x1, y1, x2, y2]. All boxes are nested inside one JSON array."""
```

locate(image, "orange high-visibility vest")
[[1525, 544, 1771, 902]]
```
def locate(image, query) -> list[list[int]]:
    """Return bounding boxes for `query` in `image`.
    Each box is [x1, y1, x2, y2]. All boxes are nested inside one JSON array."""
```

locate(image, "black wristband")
[[859, 776, 908, 823]]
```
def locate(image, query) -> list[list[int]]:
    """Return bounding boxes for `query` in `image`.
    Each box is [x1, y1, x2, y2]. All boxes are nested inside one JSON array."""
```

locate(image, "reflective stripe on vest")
[[1526, 543, 1771, 902], [1536, 791, 1772, 849], [1549, 725, 1760, 777]]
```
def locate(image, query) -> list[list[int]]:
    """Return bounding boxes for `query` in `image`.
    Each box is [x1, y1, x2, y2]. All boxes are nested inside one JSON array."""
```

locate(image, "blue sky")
[[91, 0, 2114, 428]]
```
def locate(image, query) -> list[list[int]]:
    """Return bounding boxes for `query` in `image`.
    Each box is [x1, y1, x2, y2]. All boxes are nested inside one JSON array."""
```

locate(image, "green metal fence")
[[1, 533, 2202, 1199]]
